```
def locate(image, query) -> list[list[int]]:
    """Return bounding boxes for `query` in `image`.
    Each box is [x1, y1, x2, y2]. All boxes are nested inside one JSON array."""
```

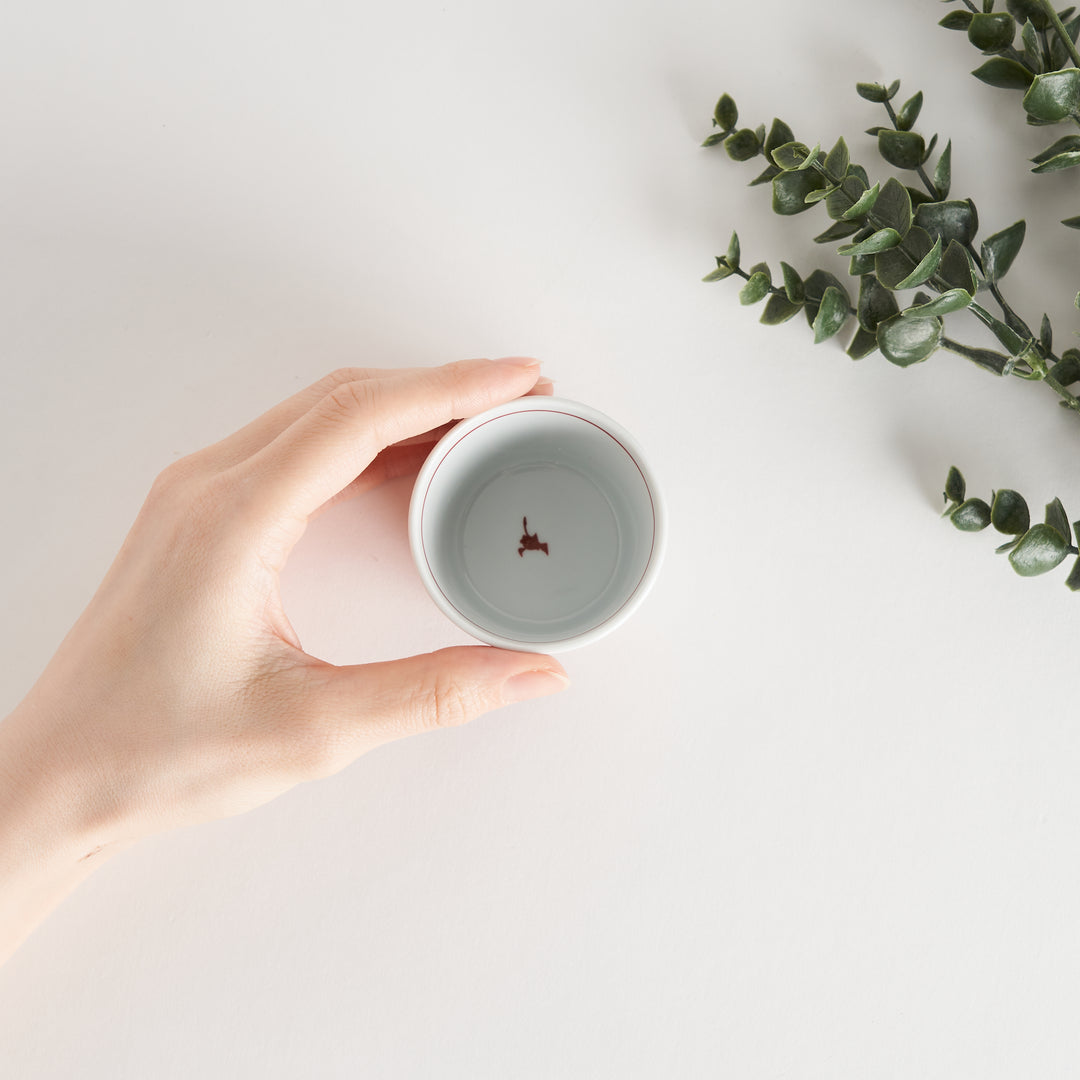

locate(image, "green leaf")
[[1007, 0, 1051, 31], [1061, 216, 1080, 228], [1065, 556, 1080, 590], [780, 262, 804, 303], [846, 326, 878, 360], [1022, 68, 1080, 123], [727, 231, 740, 268], [813, 286, 850, 343], [825, 137, 850, 178], [981, 220, 1026, 283], [837, 228, 903, 256], [703, 259, 736, 282], [1046, 497, 1072, 544], [760, 293, 802, 325], [1051, 14, 1080, 70], [873, 178, 914, 236], [878, 129, 927, 170], [725, 128, 762, 161], [991, 489, 1031, 534], [848, 253, 877, 277], [1032, 151, 1080, 173], [939, 240, 979, 293], [933, 141, 952, 199], [886, 79, 901, 100], [763, 118, 795, 158], [813, 218, 863, 243], [1020, 18, 1040, 63], [1049, 351, 1080, 385], [969, 302, 1028, 355], [940, 10, 974, 30], [856, 82, 889, 102], [896, 91, 924, 130], [773, 167, 828, 215], [840, 182, 880, 221], [770, 141, 810, 171], [972, 56, 1036, 88], [875, 228, 942, 290], [714, 93, 738, 132], [968, 12, 1017, 52], [877, 312, 943, 366], [956, 345, 1012, 375], [804, 186, 835, 205], [748, 164, 781, 187], [914, 199, 979, 247], [803, 270, 851, 327], [1009, 523, 1070, 576], [739, 272, 771, 305], [951, 498, 992, 531], [945, 466, 966, 505], [902, 288, 973, 317], [857, 274, 900, 332], [825, 174, 868, 221], [1040, 313, 1053, 354], [1032, 134, 1080, 163]]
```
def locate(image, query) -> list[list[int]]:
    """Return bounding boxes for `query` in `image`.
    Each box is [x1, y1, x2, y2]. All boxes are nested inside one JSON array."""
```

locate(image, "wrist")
[[0, 701, 132, 870], [0, 700, 137, 964]]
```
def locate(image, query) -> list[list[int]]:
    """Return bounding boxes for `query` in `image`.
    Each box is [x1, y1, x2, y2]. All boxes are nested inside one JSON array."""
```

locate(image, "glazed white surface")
[[1, 1, 1079, 1076], [411, 397, 663, 650]]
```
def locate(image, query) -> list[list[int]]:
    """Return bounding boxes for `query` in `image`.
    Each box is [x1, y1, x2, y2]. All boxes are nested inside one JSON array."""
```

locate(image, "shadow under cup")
[[409, 398, 665, 652]]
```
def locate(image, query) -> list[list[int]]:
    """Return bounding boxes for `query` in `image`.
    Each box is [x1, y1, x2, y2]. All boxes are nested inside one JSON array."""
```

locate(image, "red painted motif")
[[518, 516, 549, 557]]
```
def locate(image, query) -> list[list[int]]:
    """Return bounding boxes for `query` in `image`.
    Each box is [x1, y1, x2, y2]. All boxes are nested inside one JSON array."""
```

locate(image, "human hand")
[[0, 358, 569, 957]]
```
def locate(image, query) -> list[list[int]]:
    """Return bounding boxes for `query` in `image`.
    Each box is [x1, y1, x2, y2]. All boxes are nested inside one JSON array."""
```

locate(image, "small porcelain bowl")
[[408, 396, 665, 652]]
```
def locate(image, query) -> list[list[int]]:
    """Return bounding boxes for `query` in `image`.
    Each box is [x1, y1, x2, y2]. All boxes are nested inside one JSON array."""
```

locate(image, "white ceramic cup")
[[408, 396, 665, 652]]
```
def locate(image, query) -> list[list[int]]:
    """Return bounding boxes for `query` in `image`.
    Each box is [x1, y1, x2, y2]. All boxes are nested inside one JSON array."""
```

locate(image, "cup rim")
[[408, 395, 666, 652]]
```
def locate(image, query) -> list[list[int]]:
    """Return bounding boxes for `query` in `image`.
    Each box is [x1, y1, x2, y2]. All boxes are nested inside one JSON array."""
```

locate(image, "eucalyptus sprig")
[[943, 466, 1080, 587], [939, 0, 1080, 224], [703, 81, 1080, 414]]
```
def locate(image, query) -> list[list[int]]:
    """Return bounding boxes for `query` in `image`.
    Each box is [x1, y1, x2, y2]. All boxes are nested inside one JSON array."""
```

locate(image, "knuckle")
[[426, 670, 475, 730], [318, 367, 372, 394], [317, 378, 388, 449], [145, 459, 195, 513], [324, 378, 379, 422]]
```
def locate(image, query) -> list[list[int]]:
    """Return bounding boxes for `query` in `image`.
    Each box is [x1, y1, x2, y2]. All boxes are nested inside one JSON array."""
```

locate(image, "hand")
[[0, 358, 568, 961]]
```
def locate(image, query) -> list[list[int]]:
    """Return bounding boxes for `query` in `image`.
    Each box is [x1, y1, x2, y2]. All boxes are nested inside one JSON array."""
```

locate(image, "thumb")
[[318, 645, 570, 746]]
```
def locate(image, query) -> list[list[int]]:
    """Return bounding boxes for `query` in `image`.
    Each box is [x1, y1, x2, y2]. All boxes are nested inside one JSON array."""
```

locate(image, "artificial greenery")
[[942, 466, 1080, 587], [703, 0, 1080, 589], [940, 0, 1080, 227]]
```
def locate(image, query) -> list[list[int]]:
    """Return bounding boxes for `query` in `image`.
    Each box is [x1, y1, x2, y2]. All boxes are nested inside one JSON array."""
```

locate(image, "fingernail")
[[502, 669, 570, 705], [533, 376, 554, 390], [492, 356, 541, 371]]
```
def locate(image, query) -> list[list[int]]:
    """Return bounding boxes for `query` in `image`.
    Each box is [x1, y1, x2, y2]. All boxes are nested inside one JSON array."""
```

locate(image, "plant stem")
[[961, 240, 1036, 339], [1040, 0, 1080, 69], [1045, 373, 1080, 410]]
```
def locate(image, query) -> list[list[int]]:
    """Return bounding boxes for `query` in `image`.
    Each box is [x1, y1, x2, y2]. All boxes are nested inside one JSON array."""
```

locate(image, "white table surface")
[[3, 1, 1080, 1076]]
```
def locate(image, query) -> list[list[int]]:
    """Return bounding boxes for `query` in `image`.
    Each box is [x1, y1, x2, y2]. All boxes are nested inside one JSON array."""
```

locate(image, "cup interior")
[[412, 400, 660, 649]]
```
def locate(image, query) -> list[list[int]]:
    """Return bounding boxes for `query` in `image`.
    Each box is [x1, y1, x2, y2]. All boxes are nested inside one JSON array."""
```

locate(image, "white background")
[[2, 0, 1080, 1075]]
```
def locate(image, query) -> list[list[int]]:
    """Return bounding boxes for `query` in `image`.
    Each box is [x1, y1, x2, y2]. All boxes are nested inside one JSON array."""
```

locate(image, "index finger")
[[240, 356, 542, 528]]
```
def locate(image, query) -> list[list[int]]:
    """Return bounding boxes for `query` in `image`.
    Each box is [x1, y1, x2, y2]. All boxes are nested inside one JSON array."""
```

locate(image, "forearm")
[[0, 701, 129, 966]]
